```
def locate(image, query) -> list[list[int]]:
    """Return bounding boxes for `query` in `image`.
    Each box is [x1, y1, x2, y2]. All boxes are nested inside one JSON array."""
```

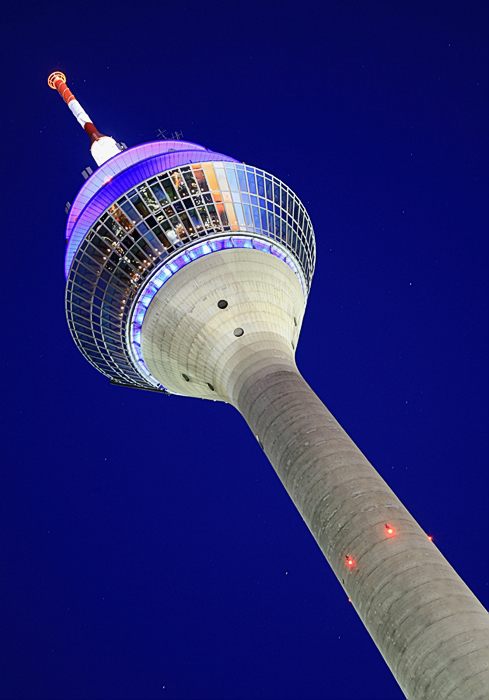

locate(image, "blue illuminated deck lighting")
[[49, 72, 489, 699]]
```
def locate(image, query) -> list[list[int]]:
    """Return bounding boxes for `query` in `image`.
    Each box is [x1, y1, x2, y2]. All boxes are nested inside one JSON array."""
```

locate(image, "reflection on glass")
[[203, 165, 219, 191], [193, 168, 209, 192]]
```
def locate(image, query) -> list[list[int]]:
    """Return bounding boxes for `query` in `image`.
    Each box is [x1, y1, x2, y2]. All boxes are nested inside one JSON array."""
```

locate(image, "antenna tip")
[[48, 72, 66, 89]]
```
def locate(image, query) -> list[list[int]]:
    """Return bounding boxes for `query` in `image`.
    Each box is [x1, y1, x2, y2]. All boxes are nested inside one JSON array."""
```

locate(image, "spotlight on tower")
[[49, 72, 489, 700]]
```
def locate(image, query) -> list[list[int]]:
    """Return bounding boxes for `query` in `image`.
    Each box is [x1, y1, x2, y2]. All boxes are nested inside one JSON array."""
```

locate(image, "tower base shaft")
[[232, 357, 489, 700]]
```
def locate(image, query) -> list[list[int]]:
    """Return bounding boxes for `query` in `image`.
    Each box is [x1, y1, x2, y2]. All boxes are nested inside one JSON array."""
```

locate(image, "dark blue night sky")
[[1, 2, 487, 699]]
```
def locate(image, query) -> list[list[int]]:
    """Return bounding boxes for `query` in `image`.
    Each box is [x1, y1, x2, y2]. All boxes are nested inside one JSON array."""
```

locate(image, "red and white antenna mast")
[[48, 72, 123, 167]]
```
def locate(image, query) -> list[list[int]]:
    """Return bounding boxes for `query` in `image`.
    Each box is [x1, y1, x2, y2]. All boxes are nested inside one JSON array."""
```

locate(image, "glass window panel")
[[187, 208, 202, 231], [252, 205, 261, 229], [144, 229, 165, 254], [169, 170, 189, 198], [274, 183, 280, 204], [256, 173, 265, 197], [136, 221, 149, 235], [86, 243, 105, 264], [137, 238, 154, 258], [224, 202, 239, 230], [243, 203, 253, 228], [166, 228, 180, 246], [207, 203, 221, 228], [204, 166, 219, 191], [160, 178, 178, 201], [216, 202, 229, 226], [74, 274, 94, 291], [107, 204, 133, 233], [182, 171, 199, 195], [138, 185, 160, 212], [225, 167, 239, 191], [281, 188, 287, 210], [237, 169, 248, 192], [194, 169, 209, 192], [246, 171, 257, 194], [265, 178, 273, 200], [233, 203, 245, 227], [175, 222, 187, 241], [260, 208, 268, 231], [73, 298, 91, 313], [179, 212, 194, 234], [215, 167, 229, 191], [120, 200, 142, 225], [281, 218, 287, 242], [130, 194, 150, 218], [268, 211, 275, 236], [150, 181, 169, 205], [198, 206, 211, 229]]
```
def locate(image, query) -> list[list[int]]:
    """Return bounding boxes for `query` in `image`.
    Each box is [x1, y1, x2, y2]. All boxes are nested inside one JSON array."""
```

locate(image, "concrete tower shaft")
[[236, 366, 489, 700]]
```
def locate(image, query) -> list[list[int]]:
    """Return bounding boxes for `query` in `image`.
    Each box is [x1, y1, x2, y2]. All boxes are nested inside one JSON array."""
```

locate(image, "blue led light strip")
[[127, 235, 306, 388]]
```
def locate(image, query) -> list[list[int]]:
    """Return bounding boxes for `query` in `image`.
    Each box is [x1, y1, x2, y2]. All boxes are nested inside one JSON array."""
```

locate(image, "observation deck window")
[[149, 182, 169, 205], [256, 174, 265, 197], [129, 193, 150, 218], [265, 178, 272, 201], [137, 185, 160, 213], [120, 200, 142, 226], [274, 183, 280, 205], [237, 169, 248, 192], [182, 171, 199, 195], [170, 170, 190, 198], [108, 205, 133, 233], [246, 171, 257, 194], [160, 178, 178, 202], [179, 212, 194, 234], [215, 202, 229, 226], [203, 165, 219, 192], [192, 169, 209, 192], [225, 167, 239, 192]]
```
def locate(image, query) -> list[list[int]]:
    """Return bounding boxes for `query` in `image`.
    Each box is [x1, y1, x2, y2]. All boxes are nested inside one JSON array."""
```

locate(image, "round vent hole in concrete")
[[217, 300, 228, 309], [234, 328, 244, 337]]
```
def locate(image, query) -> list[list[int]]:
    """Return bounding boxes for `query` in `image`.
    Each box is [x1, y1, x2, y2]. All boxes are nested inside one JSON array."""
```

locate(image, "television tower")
[[49, 72, 489, 699]]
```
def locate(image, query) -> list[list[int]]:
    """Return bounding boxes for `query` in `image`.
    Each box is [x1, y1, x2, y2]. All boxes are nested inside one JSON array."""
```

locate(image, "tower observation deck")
[[50, 73, 489, 699]]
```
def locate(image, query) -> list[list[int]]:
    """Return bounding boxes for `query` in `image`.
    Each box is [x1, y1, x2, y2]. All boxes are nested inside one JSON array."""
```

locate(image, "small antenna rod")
[[48, 72, 122, 166]]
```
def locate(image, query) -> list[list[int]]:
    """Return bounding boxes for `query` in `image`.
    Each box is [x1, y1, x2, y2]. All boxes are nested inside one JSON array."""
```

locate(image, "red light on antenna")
[[346, 556, 355, 567], [427, 535, 433, 541], [385, 524, 395, 536]]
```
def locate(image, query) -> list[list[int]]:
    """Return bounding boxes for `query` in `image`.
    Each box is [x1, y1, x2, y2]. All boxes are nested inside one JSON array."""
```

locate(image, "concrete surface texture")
[[140, 250, 489, 699]]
